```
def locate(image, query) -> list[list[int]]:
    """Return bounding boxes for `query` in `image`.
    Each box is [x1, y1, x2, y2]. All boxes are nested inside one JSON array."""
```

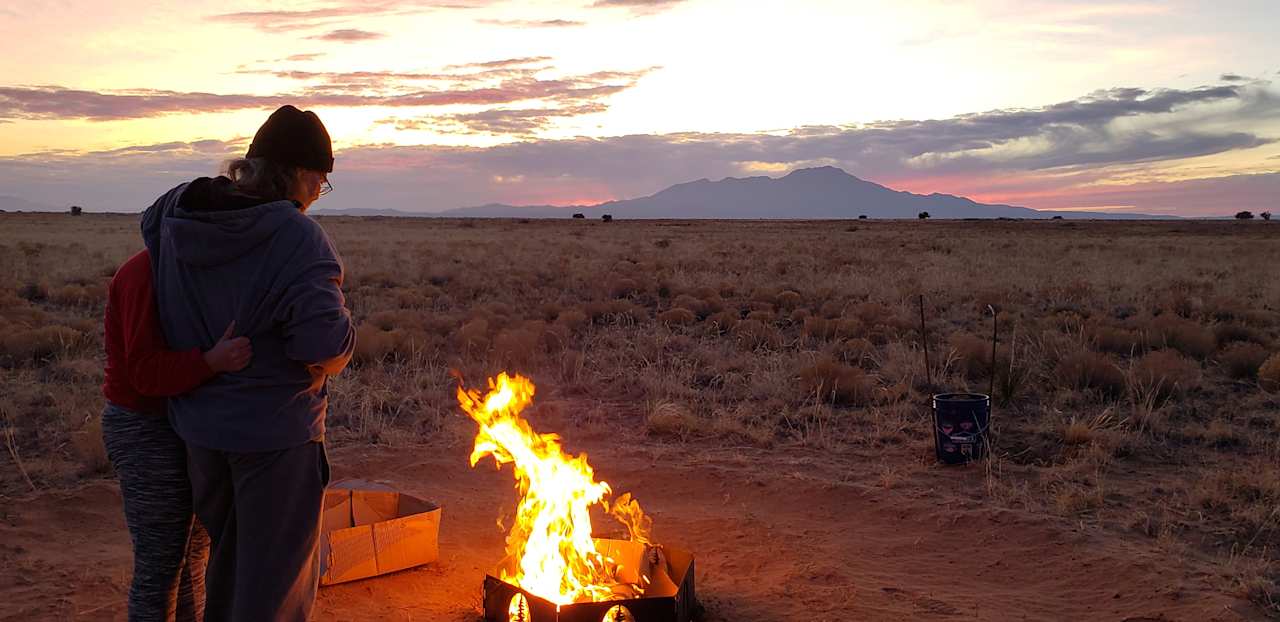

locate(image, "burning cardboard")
[[319, 479, 442, 586], [483, 539, 697, 622], [458, 373, 699, 620]]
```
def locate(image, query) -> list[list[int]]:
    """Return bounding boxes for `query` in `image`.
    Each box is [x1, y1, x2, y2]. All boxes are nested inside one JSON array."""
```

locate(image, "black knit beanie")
[[245, 105, 334, 173]]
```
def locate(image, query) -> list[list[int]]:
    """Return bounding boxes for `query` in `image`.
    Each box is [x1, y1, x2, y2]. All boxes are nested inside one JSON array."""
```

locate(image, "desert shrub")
[[802, 316, 837, 341], [367, 309, 423, 331], [48, 284, 99, 307], [1214, 322, 1269, 347], [539, 323, 571, 353], [834, 318, 864, 339], [493, 328, 541, 367], [797, 358, 873, 406], [748, 288, 778, 306], [705, 311, 739, 335], [837, 338, 876, 367], [853, 302, 893, 325], [1148, 315, 1216, 359], [536, 302, 563, 322], [40, 358, 104, 383], [555, 309, 589, 332], [775, 290, 802, 310], [818, 299, 845, 319], [0, 325, 83, 365], [354, 324, 402, 364], [1218, 343, 1270, 380], [1091, 325, 1144, 356], [746, 310, 777, 324], [671, 294, 708, 317], [1130, 349, 1201, 404], [657, 308, 697, 326], [732, 319, 782, 350], [645, 401, 702, 439], [456, 318, 490, 351], [71, 416, 110, 474], [1241, 309, 1280, 328], [17, 281, 49, 302], [608, 277, 640, 299], [1054, 350, 1126, 397], [951, 333, 992, 381], [1260, 353, 1280, 391]]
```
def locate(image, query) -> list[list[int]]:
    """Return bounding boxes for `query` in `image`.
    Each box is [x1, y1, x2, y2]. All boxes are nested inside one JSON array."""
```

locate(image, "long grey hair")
[[222, 157, 298, 201]]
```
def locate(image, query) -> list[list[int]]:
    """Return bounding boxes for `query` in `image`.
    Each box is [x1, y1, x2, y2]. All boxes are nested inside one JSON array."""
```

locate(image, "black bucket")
[[931, 393, 991, 465]]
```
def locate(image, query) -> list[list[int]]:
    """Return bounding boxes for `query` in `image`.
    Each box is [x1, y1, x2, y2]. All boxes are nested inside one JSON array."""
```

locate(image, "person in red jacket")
[[102, 248, 251, 622]]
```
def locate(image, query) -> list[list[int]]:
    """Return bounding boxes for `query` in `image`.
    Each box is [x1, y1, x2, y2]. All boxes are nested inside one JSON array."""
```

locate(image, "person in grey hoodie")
[[140, 105, 355, 622]]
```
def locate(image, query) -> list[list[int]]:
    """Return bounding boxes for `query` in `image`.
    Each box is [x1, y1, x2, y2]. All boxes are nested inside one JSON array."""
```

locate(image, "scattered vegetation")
[[2, 213, 1279, 611]]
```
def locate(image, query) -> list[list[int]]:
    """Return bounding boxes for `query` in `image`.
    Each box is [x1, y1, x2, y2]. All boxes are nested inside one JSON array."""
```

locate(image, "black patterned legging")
[[102, 402, 209, 622]]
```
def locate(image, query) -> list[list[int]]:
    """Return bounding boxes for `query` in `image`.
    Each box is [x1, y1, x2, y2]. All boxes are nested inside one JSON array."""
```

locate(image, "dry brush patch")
[[4, 214, 1280, 610]]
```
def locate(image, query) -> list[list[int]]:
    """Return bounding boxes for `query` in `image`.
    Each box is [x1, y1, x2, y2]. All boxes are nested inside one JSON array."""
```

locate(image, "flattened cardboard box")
[[320, 479, 442, 586]]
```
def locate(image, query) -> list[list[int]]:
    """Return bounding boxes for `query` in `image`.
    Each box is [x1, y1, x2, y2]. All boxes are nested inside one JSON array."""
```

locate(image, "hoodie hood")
[[142, 177, 301, 268]]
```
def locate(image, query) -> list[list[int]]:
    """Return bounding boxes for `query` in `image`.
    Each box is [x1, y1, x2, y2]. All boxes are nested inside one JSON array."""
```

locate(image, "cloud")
[[308, 29, 385, 42], [589, 0, 686, 14], [445, 57, 555, 70], [477, 19, 585, 28], [380, 102, 609, 134], [1220, 73, 1248, 82], [2, 82, 1277, 216], [206, 1, 489, 32], [591, 0, 684, 7], [0, 66, 655, 121], [286, 53, 327, 62]]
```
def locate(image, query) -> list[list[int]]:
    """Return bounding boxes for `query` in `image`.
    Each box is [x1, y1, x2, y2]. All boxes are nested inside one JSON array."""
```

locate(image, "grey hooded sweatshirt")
[[141, 177, 355, 452]]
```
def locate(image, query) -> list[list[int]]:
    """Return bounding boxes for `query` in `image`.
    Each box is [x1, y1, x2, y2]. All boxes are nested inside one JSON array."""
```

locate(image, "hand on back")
[[204, 322, 252, 372]]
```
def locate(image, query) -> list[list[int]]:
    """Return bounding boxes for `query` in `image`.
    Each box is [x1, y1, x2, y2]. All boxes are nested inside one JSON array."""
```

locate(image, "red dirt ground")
[[0, 427, 1266, 621]]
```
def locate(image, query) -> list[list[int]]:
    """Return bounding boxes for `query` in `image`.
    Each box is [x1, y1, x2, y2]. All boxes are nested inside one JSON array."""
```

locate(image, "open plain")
[[1, 213, 1278, 620]]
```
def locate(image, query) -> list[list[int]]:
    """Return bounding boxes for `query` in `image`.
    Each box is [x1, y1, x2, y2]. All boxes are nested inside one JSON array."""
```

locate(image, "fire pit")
[[458, 373, 699, 622], [483, 539, 696, 622]]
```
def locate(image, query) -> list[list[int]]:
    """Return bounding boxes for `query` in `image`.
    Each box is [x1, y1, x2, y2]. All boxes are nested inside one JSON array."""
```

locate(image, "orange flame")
[[458, 372, 653, 605]]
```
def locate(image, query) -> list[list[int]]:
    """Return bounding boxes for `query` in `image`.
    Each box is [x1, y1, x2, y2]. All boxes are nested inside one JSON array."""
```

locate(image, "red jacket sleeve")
[[119, 257, 216, 396]]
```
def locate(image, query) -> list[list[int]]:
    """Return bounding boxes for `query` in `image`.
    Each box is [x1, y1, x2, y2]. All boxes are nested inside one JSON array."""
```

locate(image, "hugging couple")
[[102, 105, 355, 621]]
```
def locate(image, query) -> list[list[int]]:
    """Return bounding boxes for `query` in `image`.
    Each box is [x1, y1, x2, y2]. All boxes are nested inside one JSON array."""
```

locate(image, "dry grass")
[[4, 214, 1280, 611]]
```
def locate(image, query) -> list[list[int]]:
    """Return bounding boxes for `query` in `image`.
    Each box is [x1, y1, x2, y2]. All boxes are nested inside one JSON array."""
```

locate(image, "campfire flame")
[[458, 372, 654, 605]]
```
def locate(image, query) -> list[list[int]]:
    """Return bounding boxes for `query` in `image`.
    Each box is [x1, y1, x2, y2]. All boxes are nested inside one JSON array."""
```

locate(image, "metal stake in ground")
[[918, 294, 932, 390]]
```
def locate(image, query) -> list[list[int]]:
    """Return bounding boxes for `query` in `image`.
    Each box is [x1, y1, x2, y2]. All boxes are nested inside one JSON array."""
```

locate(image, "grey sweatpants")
[[186, 440, 329, 622], [102, 402, 209, 622]]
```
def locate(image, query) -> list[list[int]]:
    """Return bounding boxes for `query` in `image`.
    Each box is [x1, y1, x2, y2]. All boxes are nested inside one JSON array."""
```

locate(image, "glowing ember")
[[458, 372, 654, 605]]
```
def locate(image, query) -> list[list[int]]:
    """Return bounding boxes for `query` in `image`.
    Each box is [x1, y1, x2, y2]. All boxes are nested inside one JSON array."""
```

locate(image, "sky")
[[1, 0, 1278, 216]]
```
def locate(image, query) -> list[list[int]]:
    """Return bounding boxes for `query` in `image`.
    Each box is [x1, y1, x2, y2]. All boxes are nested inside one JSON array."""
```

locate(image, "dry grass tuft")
[[1215, 322, 1269, 347], [1148, 315, 1217, 359], [645, 400, 702, 439], [798, 358, 873, 406], [704, 310, 739, 335], [1091, 324, 1144, 356], [1260, 353, 1280, 392], [1054, 350, 1126, 397], [1218, 343, 1270, 380], [1130, 349, 1201, 404], [656, 308, 698, 326], [802, 316, 837, 342], [731, 319, 782, 350], [0, 325, 84, 365]]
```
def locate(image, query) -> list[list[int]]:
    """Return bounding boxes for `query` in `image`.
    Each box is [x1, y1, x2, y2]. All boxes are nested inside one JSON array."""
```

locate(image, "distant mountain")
[[310, 206, 425, 217], [438, 166, 1165, 219], [0, 195, 60, 212]]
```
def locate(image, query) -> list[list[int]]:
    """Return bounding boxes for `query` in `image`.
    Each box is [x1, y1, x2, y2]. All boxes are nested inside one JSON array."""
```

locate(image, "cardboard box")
[[482, 539, 697, 622], [319, 479, 442, 586]]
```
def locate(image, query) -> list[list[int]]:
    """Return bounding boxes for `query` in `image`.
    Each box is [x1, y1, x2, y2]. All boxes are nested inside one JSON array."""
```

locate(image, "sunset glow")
[[2, 0, 1277, 216]]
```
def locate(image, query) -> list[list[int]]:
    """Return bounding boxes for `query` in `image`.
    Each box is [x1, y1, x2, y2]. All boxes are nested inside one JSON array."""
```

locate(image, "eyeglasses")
[[319, 178, 333, 196]]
